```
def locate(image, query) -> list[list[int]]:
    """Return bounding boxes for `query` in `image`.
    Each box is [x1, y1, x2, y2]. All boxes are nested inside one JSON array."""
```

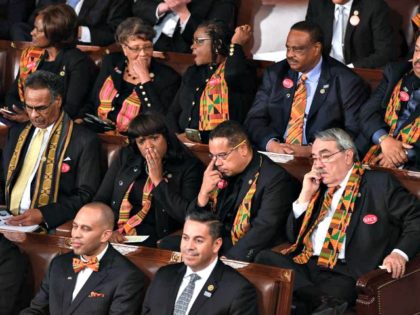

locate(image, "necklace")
[[125, 67, 137, 80]]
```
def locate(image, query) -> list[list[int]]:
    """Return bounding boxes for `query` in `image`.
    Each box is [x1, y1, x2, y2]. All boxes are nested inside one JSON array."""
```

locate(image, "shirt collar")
[[335, 0, 353, 12], [184, 256, 218, 280], [299, 56, 323, 83]]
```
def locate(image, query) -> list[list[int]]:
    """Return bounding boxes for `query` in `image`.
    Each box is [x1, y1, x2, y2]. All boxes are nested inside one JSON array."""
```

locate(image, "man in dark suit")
[[132, 0, 236, 53], [0, 234, 27, 315], [256, 128, 420, 315], [306, 0, 398, 68], [142, 211, 258, 315], [245, 21, 369, 157], [21, 202, 145, 315], [188, 120, 299, 262], [3, 70, 101, 230], [10, 0, 131, 46], [361, 31, 420, 170]]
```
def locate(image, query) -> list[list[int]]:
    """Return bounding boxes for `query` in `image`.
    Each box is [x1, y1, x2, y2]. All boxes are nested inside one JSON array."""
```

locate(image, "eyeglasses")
[[311, 149, 345, 163], [209, 140, 246, 160], [123, 43, 153, 53], [24, 100, 54, 113], [285, 44, 313, 55], [193, 37, 212, 45]]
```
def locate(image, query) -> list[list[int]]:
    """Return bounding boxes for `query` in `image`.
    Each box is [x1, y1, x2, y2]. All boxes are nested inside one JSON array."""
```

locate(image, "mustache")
[[287, 58, 298, 63], [414, 59, 420, 66]]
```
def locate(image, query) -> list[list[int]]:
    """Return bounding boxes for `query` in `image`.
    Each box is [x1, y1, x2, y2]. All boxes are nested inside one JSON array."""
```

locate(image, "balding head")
[[71, 202, 115, 259]]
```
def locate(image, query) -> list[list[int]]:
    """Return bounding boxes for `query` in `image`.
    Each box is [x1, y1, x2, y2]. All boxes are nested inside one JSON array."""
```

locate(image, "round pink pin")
[[61, 162, 71, 173], [282, 78, 294, 89], [399, 91, 410, 102], [363, 214, 378, 225]]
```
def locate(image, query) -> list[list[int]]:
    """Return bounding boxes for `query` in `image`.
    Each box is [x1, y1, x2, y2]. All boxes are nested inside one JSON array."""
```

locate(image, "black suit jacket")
[[132, 0, 236, 53], [81, 52, 181, 119], [142, 260, 258, 315], [5, 47, 97, 119], [360, 61, 420, 169], [245, 56, 369, 152], [306, 0, 398, 68], [0, 234, 27, 315], [94, 145, 203, 242], [3, 121, 102, 228], [21, 245, 145, 315], [287, 170, 420, 279], [13, 0, 131, 45], [192, 153, 300, 261]]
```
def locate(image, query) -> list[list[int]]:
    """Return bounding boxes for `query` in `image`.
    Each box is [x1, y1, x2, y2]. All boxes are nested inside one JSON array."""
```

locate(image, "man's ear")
[[101, 229, 113, 243]]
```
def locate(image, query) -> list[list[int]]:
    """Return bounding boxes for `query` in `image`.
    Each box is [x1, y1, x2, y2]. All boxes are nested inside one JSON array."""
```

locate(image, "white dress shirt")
[[19, 125, 54, 212], [72, 244, 109, 300], [293, 166, 409, 261], [175, 257, 218, 314], [330, 0, 353, 64], [153, 7, 191, 43]]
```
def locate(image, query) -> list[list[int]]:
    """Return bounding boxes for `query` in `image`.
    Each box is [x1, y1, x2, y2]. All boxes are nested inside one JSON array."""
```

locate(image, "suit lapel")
[[65, 247, 114, 315], [323, 1, 335, 45], [344, 0, 361, 63], [78, 0, 95, 19], [166, 265, 187, 314], [188, 261, 224, 315], [61, 253, 78, 313]]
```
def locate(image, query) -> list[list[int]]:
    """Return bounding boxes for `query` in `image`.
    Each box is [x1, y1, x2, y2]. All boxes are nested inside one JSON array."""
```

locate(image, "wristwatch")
[[378, 134, 389, 144]]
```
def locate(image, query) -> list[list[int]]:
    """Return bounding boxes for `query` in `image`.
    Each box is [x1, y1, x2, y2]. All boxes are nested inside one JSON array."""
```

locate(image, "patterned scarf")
[[5, 112, 74, 208], [18, 47, 45, 101], [282, 163, 364, 269], [199, 62, 229, 131], [117, 176, 154, 235], [363, 79, 420, 163], [97, 74, 142, 133], [412, 13, 420, 29], [209, 156, 262, 245]]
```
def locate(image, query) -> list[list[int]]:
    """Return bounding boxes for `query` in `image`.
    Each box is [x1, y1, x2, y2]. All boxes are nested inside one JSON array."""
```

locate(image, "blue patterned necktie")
[[173, 273, 201, 315]]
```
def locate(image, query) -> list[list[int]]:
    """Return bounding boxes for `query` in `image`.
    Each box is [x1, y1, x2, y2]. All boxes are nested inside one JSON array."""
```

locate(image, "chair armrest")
[[356, 255, 420, 315], [271, 242, 292, 254]]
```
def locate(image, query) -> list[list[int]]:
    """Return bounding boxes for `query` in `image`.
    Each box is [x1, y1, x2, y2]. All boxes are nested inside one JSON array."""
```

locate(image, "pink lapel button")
[[282, 78, 294, 89], [363, 214, 378, 225], [61, 162, 71, 173]]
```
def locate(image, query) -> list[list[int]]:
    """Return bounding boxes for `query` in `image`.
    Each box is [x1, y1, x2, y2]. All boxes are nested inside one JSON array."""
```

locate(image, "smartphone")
[[185, 128, 202, 143], [0, 108, 15, 115]]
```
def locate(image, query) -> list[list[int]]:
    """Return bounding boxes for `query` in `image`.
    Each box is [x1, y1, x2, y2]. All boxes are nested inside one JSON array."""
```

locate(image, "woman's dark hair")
[[127, 113, 192, 161], [115, 17, 156, 44], [36, 4, 78, 48], [197, 20, 232, 63]]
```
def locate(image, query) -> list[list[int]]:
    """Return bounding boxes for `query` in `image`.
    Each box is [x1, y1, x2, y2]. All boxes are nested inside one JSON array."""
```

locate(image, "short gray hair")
[[314, 128, 359, 161]]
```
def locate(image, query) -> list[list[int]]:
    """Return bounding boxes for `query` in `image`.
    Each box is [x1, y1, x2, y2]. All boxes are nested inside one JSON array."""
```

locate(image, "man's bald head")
[[77, 202, 115, 230]]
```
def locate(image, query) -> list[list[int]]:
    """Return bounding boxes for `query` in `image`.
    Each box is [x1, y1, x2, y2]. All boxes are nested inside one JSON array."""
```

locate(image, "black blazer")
[[166, 44, 257, 134], [94, 145, 203, 240], [5, 47, 96, 119], [192, 153, 300, 262], [3, 121, 102, 228], [360, 61, 420, 169], [21, 245, 145, 315], [245, 56, 370, 152], [0, 234, 27, 315], [133, 0, 236, 53], [82, 52, 181, 119], [23, 0, 131, 46], [287, 170, 420, 279], [142, 260, 258, 315], [306, 0, 398, 68]]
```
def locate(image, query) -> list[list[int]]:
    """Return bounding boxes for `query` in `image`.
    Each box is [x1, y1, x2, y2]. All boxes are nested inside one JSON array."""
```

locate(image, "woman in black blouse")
[[94, 113, 203, 247], [166, 20, 257, 143], [82, 17, 180, 134], [3, 4, 96, 121]]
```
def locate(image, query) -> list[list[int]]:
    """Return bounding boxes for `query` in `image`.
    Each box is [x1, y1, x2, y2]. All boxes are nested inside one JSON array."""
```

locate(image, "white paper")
[[123, 235, 150, 243], [258, 151, 294, 163], [0, 210, 39, 232]]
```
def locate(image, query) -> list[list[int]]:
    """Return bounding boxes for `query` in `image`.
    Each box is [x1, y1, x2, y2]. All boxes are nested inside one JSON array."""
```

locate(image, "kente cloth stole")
[[18, 47, 45, 101], [5, 112, 74, 208], [363, 79, 420, 163], [117, 176, 154, 235], [412, 13, 420, 28], [97, 75, 142, 133], [209, 156, 262, 245], [198, 62, 229, 131], [282, 163, 364, 269], [285, 75, 307, 145]]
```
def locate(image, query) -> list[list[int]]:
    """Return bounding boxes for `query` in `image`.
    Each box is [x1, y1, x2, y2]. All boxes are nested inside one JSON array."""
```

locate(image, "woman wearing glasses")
[[166, 20, 257, 143], [94, 113, 203, 247], [82, 17, 180, 134], [3, 4, 96, 122]]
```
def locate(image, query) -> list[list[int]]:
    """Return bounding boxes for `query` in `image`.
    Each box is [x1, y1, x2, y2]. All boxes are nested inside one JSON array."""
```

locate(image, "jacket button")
[[133, 167, 138, 172], [118, 180, 123, 186], [111, 201, 116, 205], [162, 209, 166, 213]]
